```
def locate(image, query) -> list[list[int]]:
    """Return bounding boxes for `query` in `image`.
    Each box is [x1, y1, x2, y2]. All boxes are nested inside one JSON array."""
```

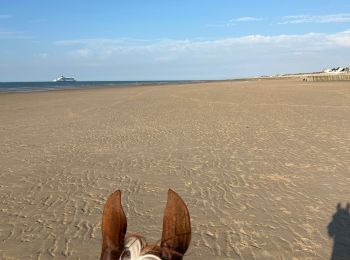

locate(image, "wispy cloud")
[[54, 38, 152, 47], [233, 16, 263, 22], [206, 16, 262, 27], [280, 13, 350, 24], [18, 29, 344, 80], [68, 48, 91, 58], [28, 18, 46, 24], [4, 30, 350, 80], [0, 14, 12, 19], [38, 53, 48, 59], [55, 30, 350, 58], [0, 30, 31, 39]]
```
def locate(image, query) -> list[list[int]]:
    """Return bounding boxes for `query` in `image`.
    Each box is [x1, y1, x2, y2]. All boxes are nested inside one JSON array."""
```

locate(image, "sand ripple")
[[0, 80, 350, 259]]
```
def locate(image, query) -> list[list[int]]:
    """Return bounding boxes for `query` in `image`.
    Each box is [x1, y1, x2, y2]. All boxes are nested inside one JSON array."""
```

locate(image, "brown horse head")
[[100, 189, 191, 260]]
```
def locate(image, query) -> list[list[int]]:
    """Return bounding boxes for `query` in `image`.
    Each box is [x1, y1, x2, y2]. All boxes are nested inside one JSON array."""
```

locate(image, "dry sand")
[[0, 79, 350, 259]]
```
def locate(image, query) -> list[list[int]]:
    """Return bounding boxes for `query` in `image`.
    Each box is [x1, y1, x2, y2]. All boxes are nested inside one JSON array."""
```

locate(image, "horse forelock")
[[119, 235, 185, 260], [119, 236, 162, 260]]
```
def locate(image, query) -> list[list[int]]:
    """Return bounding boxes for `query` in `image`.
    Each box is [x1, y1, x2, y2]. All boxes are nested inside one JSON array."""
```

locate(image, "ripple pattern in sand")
[[0, 80, 350, 259]]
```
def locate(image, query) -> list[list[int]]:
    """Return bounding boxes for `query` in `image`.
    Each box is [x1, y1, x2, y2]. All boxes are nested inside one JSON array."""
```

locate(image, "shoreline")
[[0, 80, 213, 94], [0, 77, 300, 95]]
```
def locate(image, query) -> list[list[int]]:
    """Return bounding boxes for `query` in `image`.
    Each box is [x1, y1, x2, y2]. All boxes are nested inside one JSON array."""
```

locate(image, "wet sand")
[[0, 79, 350, 259]]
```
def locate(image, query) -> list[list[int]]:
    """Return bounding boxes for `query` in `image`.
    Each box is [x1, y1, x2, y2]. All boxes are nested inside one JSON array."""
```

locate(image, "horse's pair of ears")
[[100, 189, 191, 260]]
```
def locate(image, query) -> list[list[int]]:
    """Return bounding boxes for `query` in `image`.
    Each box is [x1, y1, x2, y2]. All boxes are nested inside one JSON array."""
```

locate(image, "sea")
[[0, 80, 203, 93]]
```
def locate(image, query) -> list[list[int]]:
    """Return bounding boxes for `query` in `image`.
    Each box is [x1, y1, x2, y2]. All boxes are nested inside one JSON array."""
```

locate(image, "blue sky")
[[1, 0, 350, 81]]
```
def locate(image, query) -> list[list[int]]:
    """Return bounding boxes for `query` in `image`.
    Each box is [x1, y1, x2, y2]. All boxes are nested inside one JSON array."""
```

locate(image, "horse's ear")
[[337, 203, 341, 210], [161, 189, 191, 260], [100, 190, 127, 260]]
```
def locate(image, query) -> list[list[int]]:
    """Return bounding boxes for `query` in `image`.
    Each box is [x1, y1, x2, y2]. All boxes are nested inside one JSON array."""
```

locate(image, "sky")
[[1, 0, 350, 81]]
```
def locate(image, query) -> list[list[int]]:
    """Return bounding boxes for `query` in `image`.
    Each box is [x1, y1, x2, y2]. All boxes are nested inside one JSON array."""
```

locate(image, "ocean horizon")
[[0, 80, 207, 93]]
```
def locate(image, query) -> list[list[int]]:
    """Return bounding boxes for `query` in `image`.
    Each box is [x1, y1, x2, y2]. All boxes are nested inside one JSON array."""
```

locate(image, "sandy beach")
[[1, 79, 350, 259]]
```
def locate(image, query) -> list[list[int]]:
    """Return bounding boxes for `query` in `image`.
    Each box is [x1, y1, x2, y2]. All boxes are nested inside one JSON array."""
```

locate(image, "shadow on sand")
[[328, 203, 350, 260]]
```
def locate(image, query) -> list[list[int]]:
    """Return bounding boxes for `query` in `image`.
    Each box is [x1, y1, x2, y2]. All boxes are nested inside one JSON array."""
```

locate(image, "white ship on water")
[[53, 75, 76, 82]]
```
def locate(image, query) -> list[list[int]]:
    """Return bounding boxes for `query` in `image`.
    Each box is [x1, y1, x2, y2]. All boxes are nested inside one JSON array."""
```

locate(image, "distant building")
[[323, 67, 349, 74]]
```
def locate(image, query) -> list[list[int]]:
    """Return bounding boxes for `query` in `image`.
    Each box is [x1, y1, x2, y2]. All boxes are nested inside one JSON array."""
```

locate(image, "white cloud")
[[207, 16, 262, 27], [48, 30, 350, 80], [233, 16, 262, 22], [326, 30, 350, 47], [280, 13, 350, 24], [55, 30, 350, 57]]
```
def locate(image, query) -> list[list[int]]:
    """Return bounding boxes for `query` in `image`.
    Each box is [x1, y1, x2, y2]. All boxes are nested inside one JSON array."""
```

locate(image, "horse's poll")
[[100, 189, 191, 260]]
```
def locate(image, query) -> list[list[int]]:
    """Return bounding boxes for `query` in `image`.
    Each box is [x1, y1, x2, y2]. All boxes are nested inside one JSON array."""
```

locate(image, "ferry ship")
[[53, 76, 76, 82]]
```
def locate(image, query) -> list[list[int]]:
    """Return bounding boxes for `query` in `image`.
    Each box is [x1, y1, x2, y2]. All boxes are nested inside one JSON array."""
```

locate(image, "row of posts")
[[309, 74, 350, 81]]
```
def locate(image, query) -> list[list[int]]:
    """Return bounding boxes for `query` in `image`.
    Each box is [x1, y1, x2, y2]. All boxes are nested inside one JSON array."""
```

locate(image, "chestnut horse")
[[100, 189, 191, 260]]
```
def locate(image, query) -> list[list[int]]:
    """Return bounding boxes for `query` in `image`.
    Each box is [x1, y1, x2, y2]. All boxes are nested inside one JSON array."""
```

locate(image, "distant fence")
[[309, 74, 350, 82]]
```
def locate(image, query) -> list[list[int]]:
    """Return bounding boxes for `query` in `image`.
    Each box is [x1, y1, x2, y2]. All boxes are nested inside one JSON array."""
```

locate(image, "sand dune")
[[0, 79, 350, 259]]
